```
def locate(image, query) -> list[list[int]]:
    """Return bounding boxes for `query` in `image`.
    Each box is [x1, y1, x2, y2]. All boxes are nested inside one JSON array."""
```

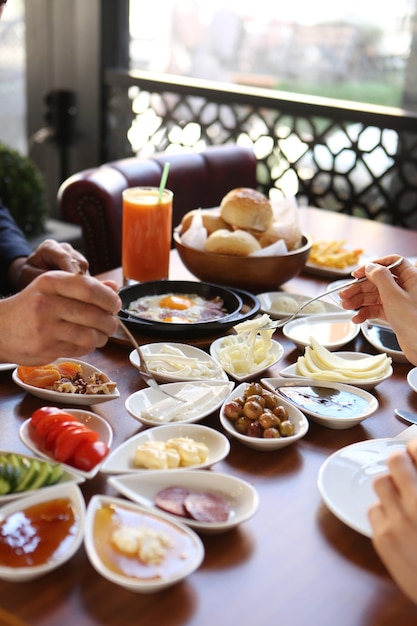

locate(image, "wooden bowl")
[[173, 231, 312, 291]]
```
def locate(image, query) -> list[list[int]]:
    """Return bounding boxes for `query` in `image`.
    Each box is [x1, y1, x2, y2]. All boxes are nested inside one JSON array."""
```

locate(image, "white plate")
[[219, 382, 309, 450], [0, 363, 17, 372], [257, 292, 342, 319], [279, 351, 393, 390], [317, 438, 409, 537], [407, 367, 417, 393], [125, 380, 234, 427], [108, 469, 259, 535], [0, 483, 85, 581], [12, 358, 120, 405], [0, 450, 84, 504], [100, 423, 230, 474], [260, 378, 378, 429], [19, 408, 113, 480], [361, 321, 408, 363], [283, 312, 360, 351], [84, 494, 204, 593], [209, 337, 284, 382], [304, 253, 370, 278], [129, 342, 228, 383]]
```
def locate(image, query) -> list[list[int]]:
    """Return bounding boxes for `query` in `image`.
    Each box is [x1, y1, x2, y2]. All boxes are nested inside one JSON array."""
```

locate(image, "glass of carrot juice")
[[122, 186, 173, 283]]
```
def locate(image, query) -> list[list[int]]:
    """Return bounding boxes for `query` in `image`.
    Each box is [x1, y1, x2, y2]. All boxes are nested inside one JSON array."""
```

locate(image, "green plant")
[[0, 142, 48, 237]]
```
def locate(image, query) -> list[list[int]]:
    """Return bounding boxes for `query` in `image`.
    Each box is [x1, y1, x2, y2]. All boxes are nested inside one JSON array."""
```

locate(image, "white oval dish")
[[209, 337, 284, 382], [407, 367, 417, 393], [100, 423, 229, 474], [129, 342, 228, 383], [12, 358, 120, 405], [0, 363, 16, 372], [0, 482, 85, 581], [84, 494, 204, 593], [304, 253, 370, 278], [283, 312, 360, 351], [125, 380, 234, 427], [260, 378, 378, 429], [257, 291, 342, 319], [279, 351, 393, 390], [219, 382, 309, 450], [0, 450, 84, 504], [361, 321, 408, 363], [108, 469, 259, 535], [19, 408, 113, 480], [317, 438, 409, 537]]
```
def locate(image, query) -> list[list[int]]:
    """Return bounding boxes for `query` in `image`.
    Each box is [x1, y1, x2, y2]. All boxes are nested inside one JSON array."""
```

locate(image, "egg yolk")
[[159, 295, 195, 310]]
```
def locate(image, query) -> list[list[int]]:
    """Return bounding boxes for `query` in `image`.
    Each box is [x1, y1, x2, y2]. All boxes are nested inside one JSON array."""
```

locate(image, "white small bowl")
[[108, 469, 259, 534], [210, 337, 284, 382], [125, 380, 234, 427], [100, 423, 230, 474], [283, 312, 360, 351], [129, 343, 228, 383], [0, 483, 85, 581], [257, 291, 342, 319], [12, 358, 120, 405], [84, 494, 204, 593], [261, 378, 379, 429], [219, 382, 309, 451], [19, 408, 113, 480], [279, 351, 393, 390]]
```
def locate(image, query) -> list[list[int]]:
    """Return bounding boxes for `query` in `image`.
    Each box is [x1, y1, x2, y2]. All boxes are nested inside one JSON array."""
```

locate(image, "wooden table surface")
[[1, 208, 417, 626]]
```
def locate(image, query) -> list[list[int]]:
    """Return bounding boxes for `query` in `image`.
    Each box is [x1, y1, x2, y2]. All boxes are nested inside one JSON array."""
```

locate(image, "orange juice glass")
[[122, 187, 173, 283]]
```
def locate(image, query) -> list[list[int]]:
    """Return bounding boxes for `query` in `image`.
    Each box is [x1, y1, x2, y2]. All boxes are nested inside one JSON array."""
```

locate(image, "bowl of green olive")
[[219, 381, 309, 451]]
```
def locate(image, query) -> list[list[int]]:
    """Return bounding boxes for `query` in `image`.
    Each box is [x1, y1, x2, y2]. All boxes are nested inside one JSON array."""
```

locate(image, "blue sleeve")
[[0, 200, 32, 295]]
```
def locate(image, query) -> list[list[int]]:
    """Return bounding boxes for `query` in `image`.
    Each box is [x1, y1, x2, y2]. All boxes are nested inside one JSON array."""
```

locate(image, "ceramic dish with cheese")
[[125, 380, 234, 427], [100, 423, 230, 474]]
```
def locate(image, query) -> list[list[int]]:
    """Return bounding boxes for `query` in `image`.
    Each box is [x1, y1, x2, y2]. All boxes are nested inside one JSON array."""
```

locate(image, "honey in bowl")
[[93, 502, 199, 581], [0, 498, 79, 568]]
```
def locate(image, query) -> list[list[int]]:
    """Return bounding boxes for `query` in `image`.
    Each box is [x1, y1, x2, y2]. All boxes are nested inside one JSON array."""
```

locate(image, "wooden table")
[[1, 208, 417, 626]]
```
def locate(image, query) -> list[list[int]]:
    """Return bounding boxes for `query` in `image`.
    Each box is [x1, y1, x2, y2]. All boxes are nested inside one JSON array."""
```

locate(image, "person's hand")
[[369, 440, 417, 604], [9, 239, 89, 290], [339, 255, 417, 363], [0, 270, 121, 365]]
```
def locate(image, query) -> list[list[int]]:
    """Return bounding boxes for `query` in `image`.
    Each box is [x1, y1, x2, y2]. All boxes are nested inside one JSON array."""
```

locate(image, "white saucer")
[[317, 438, 409, 537]]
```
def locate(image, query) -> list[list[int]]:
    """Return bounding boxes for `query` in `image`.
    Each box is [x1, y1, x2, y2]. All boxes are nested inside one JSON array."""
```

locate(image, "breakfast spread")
[[133, 437, 209, 470], [127, 292, 227, 323], [223, 381, 295, 439], [179, 187, 303, 256]]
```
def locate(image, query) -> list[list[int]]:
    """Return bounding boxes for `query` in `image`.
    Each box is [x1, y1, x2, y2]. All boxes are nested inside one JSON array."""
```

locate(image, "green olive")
[[259, 412, 281, 429], [279, 420, 295, 437], [273, 405, 289, 420], [224, 400, 244, 420], [234, 415, 250, 434], [243, 399, 263, 420], [244, 382, 263, 398], [263, 427, 281, 438]]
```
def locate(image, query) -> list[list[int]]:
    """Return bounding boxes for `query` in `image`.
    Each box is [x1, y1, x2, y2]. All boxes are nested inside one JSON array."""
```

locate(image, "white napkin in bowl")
[[251, 239, 288, 256], [180, 209, 208, 250]]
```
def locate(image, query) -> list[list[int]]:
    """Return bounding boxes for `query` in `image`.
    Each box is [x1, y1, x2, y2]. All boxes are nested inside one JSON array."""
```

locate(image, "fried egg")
[[127, 293, 227, 324]]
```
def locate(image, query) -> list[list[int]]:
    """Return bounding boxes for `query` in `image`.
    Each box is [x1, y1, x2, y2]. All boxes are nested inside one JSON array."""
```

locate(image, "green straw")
[[158, 162, 170, 201]]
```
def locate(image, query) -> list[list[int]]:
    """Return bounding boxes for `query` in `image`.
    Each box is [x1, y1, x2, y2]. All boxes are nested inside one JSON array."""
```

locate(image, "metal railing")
[[105, 69, 417, 228]]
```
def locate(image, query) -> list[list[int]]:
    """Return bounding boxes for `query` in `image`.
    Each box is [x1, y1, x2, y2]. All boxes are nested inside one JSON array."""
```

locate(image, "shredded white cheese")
[[216, 315, 276, 375]]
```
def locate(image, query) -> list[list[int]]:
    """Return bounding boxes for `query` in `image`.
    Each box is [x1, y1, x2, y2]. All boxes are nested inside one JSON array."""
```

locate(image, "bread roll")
[[205, 229, 261, 256], [220, 188, 273, 233], [180, 208, 230, 235]]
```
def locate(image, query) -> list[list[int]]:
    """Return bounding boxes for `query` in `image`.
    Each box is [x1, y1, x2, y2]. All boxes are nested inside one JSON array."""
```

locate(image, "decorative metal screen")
[[105, 70, 417, 229]]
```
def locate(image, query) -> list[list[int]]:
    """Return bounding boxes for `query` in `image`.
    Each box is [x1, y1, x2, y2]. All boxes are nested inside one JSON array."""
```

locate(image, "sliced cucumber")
[[29, 462, 52, 490], [0, 454, 65, 494], [0, 476, 10, 495], [46, 464, 64, 486], [14, 459, 41, 492]]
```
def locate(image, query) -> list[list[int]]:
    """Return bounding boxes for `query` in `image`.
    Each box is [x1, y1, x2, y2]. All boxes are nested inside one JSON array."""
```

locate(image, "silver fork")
[[258, 256, 404, 331], [117, 318, 186, 402]]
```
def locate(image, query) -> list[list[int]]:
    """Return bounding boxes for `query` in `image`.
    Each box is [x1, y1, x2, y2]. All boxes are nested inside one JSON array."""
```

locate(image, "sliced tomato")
[[31, 406, 64, 427], [34, 412, 79, 437], [72, 440, 109, 471], [54, 427, 99, 463], [44, 420, 84, 450]]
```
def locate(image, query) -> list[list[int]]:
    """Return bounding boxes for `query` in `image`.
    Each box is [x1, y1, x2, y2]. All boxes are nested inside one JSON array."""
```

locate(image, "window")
[[129, 0, 416, 109]]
